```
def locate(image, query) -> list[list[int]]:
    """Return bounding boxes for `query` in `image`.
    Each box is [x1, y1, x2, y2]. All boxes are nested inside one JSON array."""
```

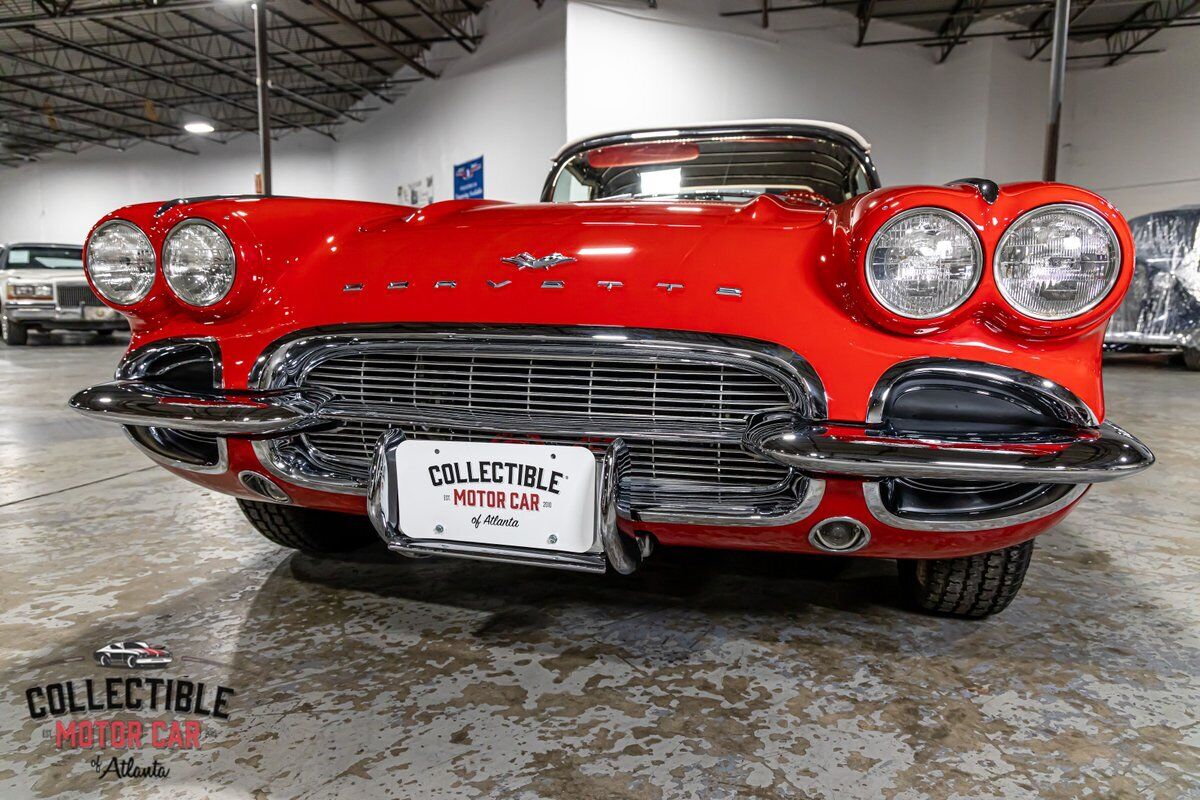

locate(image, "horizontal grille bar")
[[303, 422, 791, 487], [55, 284, 103, 308]]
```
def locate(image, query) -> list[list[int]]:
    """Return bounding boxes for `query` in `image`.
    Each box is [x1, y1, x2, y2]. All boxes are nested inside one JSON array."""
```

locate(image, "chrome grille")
[[256, 328, 823, 523], [303, 351, 791, 426], [56, 284, 103, 308]]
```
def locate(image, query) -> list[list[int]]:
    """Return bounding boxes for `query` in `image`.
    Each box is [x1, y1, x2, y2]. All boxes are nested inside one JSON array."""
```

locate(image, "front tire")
[[898, 540, 1034, 618], [2, 315, 28, 345], [237, 499, 377, 555], [99, 654, 111, 667], [1181, 348, 1200, 371]]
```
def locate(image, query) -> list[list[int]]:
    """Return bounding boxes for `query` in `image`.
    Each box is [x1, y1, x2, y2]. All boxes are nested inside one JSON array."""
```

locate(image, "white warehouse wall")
[[0, 133, 333, 244], [329, 0, 566, 205], [1063, 26, 1200, 219], [564, 0, 1046, 189]]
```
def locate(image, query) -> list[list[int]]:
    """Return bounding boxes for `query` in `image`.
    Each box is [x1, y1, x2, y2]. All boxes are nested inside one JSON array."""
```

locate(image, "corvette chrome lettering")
[[427, 461, 564, 494]]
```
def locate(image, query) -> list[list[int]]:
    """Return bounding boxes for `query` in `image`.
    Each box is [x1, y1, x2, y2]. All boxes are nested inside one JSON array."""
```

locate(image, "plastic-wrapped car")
[[1106, 206, 1200, 367]]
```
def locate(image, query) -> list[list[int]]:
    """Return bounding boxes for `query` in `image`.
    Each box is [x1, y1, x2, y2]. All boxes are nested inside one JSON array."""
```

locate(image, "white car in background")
[[0, 242, 127, 345]]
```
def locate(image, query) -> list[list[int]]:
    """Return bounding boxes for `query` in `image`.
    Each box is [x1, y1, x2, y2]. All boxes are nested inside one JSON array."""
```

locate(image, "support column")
[[253, 0, 272, 195], [1042, 0, 1070, 181]]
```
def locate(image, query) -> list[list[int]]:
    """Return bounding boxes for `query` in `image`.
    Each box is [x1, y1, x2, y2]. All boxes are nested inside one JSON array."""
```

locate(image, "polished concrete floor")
[[0, 334, 1196, 799]]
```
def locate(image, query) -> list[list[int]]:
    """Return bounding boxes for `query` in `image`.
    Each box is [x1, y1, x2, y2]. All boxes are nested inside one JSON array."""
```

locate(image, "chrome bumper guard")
[[744, 412, 1155, 484], [68, 380, 333, 437]]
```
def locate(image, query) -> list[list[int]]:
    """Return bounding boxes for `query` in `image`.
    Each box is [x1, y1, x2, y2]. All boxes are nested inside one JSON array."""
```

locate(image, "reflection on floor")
[[0, 340, 1196, 799]]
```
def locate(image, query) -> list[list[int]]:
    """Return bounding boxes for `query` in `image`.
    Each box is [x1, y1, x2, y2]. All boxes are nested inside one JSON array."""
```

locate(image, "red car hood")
[[108, 190, 1110, 419], [344, 196, 833, 280]]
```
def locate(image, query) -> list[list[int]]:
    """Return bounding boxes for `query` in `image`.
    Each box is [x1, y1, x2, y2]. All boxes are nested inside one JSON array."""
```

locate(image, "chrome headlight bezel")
[[162, 218, 237, 308], [86, 219, 157, 306], [864, 207, 984, 320], [993, 203, 1121, 321]]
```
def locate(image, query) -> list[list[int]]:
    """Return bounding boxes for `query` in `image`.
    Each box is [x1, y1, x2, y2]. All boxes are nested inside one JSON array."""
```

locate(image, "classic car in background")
[[1105, 206, 1200, 368], [69, 120, 1153, 618], [93, 640, 173, 669], [0, 242, 128, 345]]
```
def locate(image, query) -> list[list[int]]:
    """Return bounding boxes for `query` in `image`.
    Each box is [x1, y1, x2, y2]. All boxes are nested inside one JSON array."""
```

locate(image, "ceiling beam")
[[1105, 0, 1200, 64], [0, 0, 219, 30], [98, 17, 337, 138], [172, 10, 368, 122], [305, 0, 438, 78], [405, 0, 476, 52]]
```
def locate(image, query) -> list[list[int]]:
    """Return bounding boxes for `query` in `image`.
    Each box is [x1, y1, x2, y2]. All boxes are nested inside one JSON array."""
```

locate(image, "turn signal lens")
[[86, 220, 156, 305], [866, 209, 982, 319], [994, 204, 1120, 320], [163, 219, 236, 307]]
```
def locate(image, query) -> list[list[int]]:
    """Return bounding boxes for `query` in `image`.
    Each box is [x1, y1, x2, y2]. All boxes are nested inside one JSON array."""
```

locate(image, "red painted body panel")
[[87, 181, 1132, 559]]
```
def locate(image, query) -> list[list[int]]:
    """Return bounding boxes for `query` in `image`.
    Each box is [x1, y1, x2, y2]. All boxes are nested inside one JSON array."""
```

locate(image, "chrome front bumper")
[[7, 302, 125, 326], [69, 379, 1154, 485]]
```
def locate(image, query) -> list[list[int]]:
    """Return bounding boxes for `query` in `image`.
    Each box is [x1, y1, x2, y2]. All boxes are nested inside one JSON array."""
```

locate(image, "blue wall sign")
[[453, 156, 484, 199]]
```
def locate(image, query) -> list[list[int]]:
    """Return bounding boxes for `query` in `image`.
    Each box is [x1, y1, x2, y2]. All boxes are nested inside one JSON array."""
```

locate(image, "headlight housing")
[[6, 282, 53, 300], [994, 204, 1120, 320], [865, 209, 982, 319], [86, 220, 156, 305], [162, 219, 236, 307]]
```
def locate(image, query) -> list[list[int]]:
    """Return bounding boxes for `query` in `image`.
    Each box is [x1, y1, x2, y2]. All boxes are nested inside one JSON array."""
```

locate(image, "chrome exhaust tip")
[[809, 516, 870, 553]]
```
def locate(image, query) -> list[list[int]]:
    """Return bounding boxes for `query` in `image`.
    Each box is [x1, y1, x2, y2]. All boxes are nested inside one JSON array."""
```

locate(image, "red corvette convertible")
[[71, 120, 1153, 617]]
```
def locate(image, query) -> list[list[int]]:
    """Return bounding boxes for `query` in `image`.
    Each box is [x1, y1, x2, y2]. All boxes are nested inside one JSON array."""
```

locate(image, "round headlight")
[[86, 220, 156, 305], [163, 219, 236, 307], [994, 204, 1120, 320], [866, 209, 982, 319]]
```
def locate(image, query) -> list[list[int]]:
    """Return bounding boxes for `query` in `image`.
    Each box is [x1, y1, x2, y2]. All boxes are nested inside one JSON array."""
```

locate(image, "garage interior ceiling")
[[0, 0, 491, 167], [723, 0, 1200, 64]]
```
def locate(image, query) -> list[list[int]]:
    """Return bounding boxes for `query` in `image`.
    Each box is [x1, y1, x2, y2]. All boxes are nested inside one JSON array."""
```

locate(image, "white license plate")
[[389, 440, 598, 553], [84, 306, 116, 321]]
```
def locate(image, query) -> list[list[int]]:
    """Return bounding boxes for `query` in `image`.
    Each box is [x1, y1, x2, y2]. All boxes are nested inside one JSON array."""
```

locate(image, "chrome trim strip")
[[863, 481, 1089, 531], [115, 337, 223, 386], [744, 413, 1154, 484], [122, 428, 229, 475], [387, 281, 409, 290], [343, 283, 363, 292], [716, 287, 742, 298], [113, 337, 227, 475], [866, 357, 1100, 428]]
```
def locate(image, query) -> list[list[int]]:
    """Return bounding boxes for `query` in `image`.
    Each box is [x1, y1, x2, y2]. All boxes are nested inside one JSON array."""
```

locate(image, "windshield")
[[4, 246, 83, 269], [549, 135, 873, 205]]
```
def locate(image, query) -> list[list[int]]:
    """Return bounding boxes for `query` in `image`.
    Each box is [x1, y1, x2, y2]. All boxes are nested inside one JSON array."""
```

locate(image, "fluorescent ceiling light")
[[184, 121, 215, 134]]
